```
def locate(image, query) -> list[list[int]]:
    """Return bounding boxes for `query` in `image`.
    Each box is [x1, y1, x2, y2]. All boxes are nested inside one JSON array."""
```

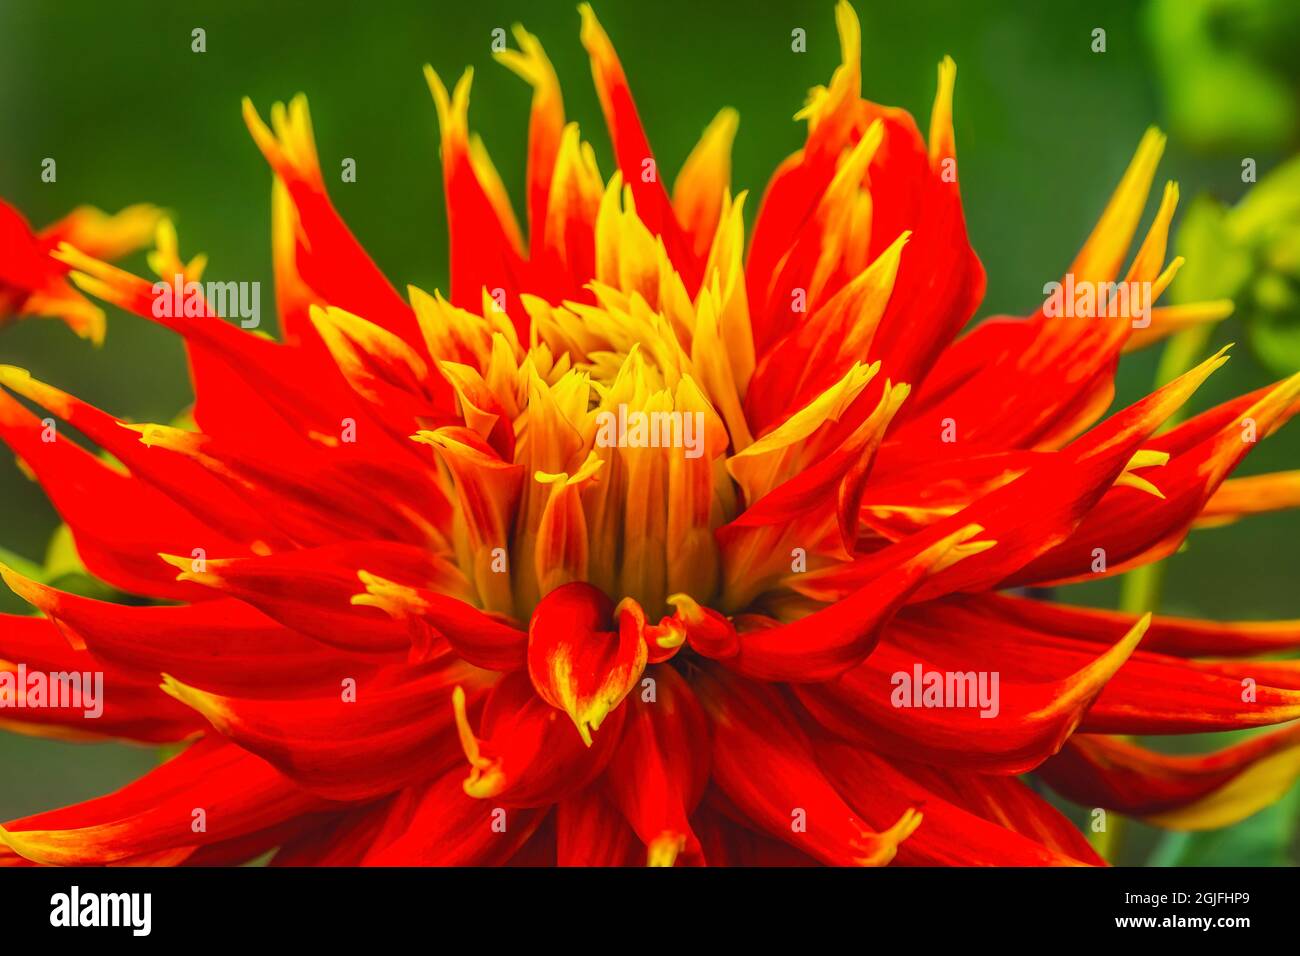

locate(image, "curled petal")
[[494, 24, 566, 259], [1040, 727, 1300, 831], [667, 593, 739, 660], [526, 582, 647, 745]]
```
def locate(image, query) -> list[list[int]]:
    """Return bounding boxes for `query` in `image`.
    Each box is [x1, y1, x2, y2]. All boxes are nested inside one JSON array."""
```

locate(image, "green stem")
[[1118, 558, 1166, 617], [1090, 812, 1128, 862]]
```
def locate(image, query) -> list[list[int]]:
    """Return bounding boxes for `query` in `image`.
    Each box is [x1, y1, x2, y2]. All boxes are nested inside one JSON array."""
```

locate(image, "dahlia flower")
[[0, 200, 160, 344], [2, 1, 1300, 867]]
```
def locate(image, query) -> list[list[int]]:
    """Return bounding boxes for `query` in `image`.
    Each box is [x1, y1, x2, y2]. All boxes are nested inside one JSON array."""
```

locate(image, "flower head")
[[0, 200, 160, 344], [2, 2, 1300, 867]]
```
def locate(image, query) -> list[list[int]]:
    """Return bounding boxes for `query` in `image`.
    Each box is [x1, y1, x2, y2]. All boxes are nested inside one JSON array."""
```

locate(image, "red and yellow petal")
[[0, 739, 325, 865], [1040, 727, 1300, 831], [695, 666, 922, 866], [526, 582, 647, 745]]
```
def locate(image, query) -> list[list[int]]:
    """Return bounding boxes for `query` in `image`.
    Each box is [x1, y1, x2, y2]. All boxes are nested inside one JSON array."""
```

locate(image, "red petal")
[[423, 70, 533, 335], [694, 666, 921, 866], [355, 574, 527, 671], [693, 795, 820, 866], [0, 390, 238, 600], [242, 97, 424, 348], [1, 367, 288, 549], [160, 659, 489, 800], [814, 737, 1101, 865], [527, 582, 647, 744], [794, 605, 1148, 773], [578, 5, 698, 288], [270, 804, 391, 866], [555, 787, 641, 866], [452, 671, 624, 807], [971, 593, 1300, 658], [0, 611, 201, 743], [363, 767, 545, 865], [1008, 373, 1300, 586], [1, 738, 325, 865], [1041, 726, 1300, 831], [160, 542, 462, 654], [604, 666, 709, 865], [2, 567, 376, 697], [724, 523, 987, 682]]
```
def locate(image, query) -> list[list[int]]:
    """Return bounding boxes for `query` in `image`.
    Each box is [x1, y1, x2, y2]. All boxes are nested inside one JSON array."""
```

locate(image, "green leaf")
[[1170, 196, 1253, 304], [0, 545, 46, 583], [42, 523, 88, 581], [1232, 157, 1300, 239], [1248, 311, 1300, 376], [1146, 0, 1297, 152], [0, 525, 117, 602]]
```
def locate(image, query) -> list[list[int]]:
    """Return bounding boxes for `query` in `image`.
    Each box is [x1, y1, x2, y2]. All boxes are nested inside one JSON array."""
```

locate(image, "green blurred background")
[[1, 0, 1298, 864]]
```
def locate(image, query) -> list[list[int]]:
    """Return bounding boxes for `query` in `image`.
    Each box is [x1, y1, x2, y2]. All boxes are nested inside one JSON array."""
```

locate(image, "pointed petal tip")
[[852, 807, 923, 866], [646, 831, 685, 867], [0, 561, 42, 607]]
